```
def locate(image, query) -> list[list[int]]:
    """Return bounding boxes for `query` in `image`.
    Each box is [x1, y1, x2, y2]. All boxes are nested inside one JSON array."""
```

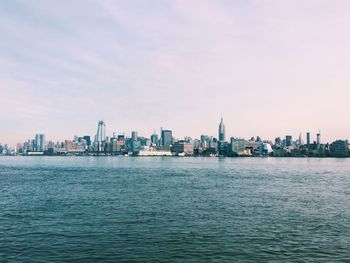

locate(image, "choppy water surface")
[[0, 157, 350, 262]]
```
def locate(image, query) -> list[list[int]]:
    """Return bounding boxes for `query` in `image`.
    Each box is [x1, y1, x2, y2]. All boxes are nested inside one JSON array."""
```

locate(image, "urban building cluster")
[[1, 118, 350, 158]]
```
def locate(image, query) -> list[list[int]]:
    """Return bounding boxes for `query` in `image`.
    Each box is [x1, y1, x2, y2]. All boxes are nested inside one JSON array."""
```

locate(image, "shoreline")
[[1, 155, 349, 159]]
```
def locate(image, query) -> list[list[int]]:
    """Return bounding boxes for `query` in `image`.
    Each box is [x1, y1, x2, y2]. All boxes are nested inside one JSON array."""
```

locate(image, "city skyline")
[[0, 115, 345, 147], [0, 117, 335, 147], [0, 117, 336, 148], [3, 118, 348, 158], [1, 0, 350, 144]]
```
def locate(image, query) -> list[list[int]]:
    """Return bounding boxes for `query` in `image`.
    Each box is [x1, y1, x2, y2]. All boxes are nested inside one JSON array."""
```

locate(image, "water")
[[0, 157, 350, 262]]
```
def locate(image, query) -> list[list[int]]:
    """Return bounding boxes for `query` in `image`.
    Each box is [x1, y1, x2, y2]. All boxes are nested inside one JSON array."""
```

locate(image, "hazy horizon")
[[1, 0, 350, 145]]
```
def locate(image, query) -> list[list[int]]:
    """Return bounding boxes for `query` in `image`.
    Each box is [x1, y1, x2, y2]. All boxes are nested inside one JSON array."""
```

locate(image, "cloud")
[[0, 0, 350, 145]]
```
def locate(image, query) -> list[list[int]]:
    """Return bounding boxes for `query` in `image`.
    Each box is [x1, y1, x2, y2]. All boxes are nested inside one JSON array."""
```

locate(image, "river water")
[[0, 157, 349, 262]]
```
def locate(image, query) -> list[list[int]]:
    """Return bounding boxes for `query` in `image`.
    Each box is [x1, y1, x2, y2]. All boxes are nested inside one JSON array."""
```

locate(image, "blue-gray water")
[[1, 157, 350, 262]]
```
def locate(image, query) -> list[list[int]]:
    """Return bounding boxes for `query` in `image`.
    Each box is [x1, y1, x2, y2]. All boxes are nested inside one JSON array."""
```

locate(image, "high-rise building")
[[31, 139, 35, 151], [35, 134, 45, 152], [118, 135, 125, 145], [95, 120, 106, 143], [94, 120, 106, 151], [218, 117, 226, 141], [83, 136, 91, 146], [317, 131, 321, 145], [306, 132, 311, 146], [131, 140, 141, 153], [285, 135, 292, 147], [200, 135, 211, 144], [151, 133, 158, 146], [161, 130, 172, 147], [131, 131, 138, 141], [230, 138, 246, 155], [47, 141, 55, 154]]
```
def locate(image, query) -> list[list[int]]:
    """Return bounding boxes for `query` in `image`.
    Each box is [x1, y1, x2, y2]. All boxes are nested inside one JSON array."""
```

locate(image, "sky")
[[1, 0, 350, 145]]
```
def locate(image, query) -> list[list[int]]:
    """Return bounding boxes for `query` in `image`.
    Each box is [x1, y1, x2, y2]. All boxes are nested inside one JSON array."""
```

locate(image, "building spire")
[[218, 117, 226, 141]]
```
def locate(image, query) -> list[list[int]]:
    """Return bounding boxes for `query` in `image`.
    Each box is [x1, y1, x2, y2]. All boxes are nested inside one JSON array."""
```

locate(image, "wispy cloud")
[[1, 0, 350, 144]]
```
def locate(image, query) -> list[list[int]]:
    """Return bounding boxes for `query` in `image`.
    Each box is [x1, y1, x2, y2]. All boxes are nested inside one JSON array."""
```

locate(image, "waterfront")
[[1, 157, 350, 262]]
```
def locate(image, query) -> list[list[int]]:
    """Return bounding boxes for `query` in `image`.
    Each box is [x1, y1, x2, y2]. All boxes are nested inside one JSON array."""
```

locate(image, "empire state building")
[[218, 117, 226, 141]]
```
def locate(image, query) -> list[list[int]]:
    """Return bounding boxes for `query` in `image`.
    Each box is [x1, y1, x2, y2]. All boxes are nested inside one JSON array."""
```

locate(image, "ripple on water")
[[0, 157, 350, 262]]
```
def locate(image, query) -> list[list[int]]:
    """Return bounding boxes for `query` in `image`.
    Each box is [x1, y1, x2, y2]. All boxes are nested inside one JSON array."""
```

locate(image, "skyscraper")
[[218, 117, 226, 141], [151, 132, 158, 146], [131, 131, 138, 141], [95, 120, 106, 143], [317, 131, 321, 145], [306, 132, 311, 146], [161, 130, 172, 147], [94, 120, 106, 152], [285, 135, 292, 147], [35, 134, 45, 152]]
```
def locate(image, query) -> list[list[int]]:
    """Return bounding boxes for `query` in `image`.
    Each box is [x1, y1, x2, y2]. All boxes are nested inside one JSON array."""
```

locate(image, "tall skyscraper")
[[285, 135, 292, 147], [95, 120, 106, 143], [131, 131, 138, 141], [35, 134, 45, 152], [317, 131, 321, 145], [306, 132, 311, 146], [151, 132, 158, 146], [218, 117, 226, 141], [94, 120, 106, 152], [161, 130, 172, 147]]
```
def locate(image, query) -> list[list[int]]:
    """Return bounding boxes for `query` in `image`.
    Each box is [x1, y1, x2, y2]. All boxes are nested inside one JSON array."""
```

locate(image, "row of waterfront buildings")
[[1, 118, 350, 157]]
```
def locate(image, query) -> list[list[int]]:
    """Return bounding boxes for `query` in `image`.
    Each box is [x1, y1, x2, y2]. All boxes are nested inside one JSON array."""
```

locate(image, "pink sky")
[[0, 0, 350, 145]]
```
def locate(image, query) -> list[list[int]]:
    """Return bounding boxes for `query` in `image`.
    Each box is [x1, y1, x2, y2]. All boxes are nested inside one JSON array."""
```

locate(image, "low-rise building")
[[58, 140, 86, 153], [330, 140, 349, 157], [138, 147, 172, 156], [172, 141, 194, 156]]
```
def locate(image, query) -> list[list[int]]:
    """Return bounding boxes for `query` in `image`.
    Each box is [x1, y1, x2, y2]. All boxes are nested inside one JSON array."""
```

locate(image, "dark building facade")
[[330, 140, 349, 157], [172, 141, 194, 156], [161, 130, 172, 147], [83, 136, 91, 146], [285, 135, 292, 147], [306, 132, 311, 147], [151, 134, 158, 146]]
